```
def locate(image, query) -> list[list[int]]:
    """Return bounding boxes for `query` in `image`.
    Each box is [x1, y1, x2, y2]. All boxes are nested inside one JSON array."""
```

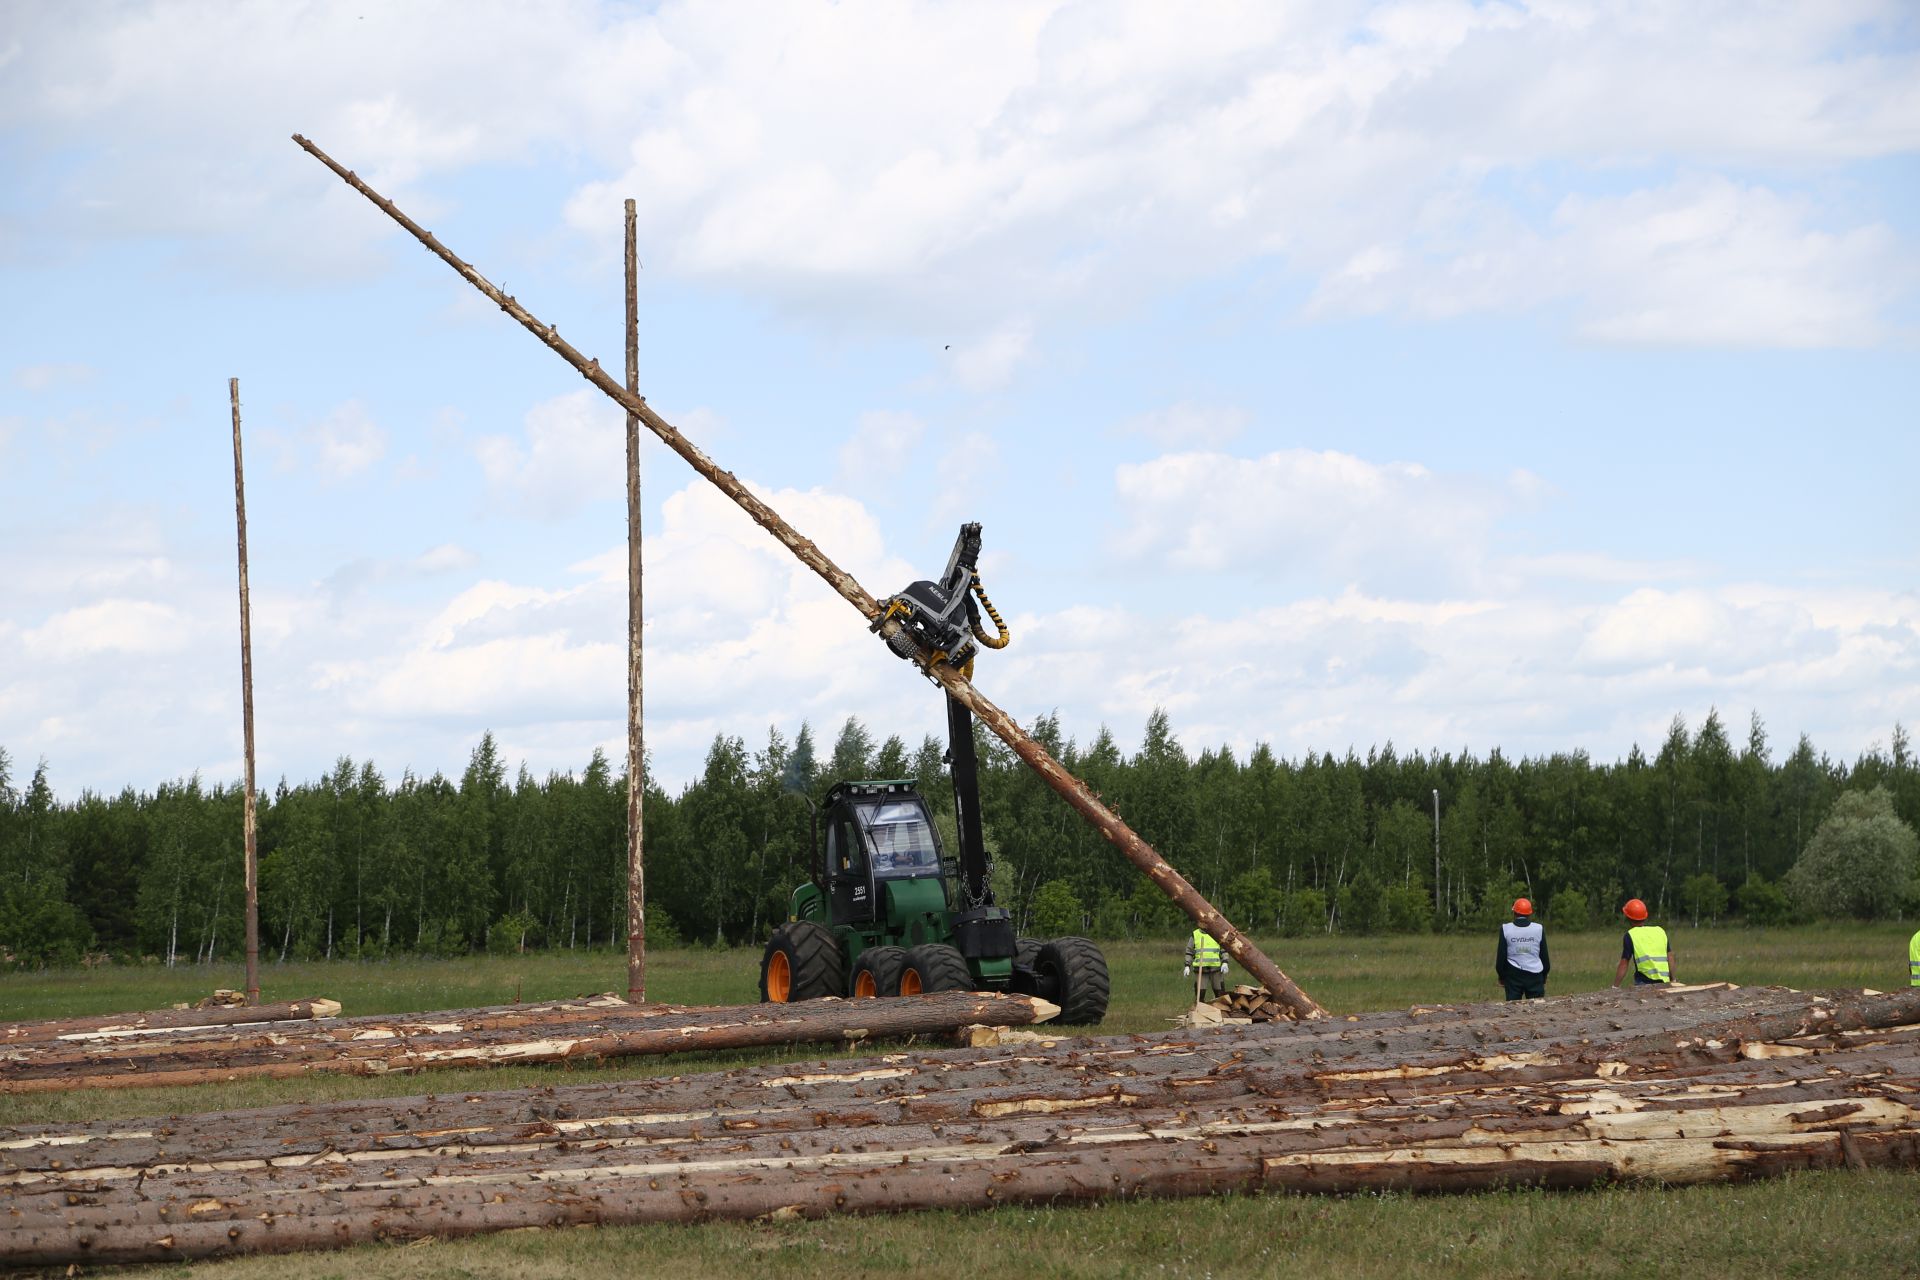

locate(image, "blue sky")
[[2, 0, 1917, 797]]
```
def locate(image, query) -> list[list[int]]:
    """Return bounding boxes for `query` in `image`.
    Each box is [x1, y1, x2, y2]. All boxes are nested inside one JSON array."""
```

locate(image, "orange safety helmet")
[[1622, 898, 1649, 922], [1511, 898, 1533, 916]]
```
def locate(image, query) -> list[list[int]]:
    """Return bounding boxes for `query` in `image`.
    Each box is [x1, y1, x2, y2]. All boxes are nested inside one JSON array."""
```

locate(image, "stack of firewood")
[[1208, 984, 1292, 1022]]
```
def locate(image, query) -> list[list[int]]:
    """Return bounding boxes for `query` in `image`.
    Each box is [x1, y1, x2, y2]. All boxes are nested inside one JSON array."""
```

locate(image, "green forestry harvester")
[[758, 524, 1111, 1024]]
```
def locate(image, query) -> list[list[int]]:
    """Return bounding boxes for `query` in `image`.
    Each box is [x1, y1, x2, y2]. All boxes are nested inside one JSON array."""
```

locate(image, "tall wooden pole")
[[624, 198, 647, 1003], [229, 378, 261, 1005], [292, 134, 1325, 1019]]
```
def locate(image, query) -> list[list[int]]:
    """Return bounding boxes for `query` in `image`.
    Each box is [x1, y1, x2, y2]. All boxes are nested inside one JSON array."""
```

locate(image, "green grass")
[[5, 925, 1917, 1276]]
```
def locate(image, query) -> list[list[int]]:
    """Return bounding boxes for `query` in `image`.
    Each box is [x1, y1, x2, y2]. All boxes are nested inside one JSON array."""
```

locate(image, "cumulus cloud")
[[21, 599, 196, 659], [309, 401, 389, 479], [262, 400, 390, 482], [557, 1, 1916, 343], [1112, 447, 1529, 591], [983, 582, 1920, 770], [1314, 176, 1911, 346], [5, 468, 1915, 795], [9, 4, 1902, 342], [472, 390, 625, 520]]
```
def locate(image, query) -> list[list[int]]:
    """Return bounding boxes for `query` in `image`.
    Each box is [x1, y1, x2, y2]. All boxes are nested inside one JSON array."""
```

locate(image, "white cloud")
[[473, 389, 625, 519], [309, 401, 389, 479], [949, 320, 1035, 391], [11, 363, 95, 392], [4, 472, 1915, 796], [1113, 447, 1525, 590], [1315, 176, 1909, 346], [835, 410, 926, 491], [21, 599, 196, 659], [981, 581, 1920, 770], [1112, 402, 1248, 449], [4, 4, 1911, 340], [409, 544, 477, 575], [1559, 180, 1906, 347]]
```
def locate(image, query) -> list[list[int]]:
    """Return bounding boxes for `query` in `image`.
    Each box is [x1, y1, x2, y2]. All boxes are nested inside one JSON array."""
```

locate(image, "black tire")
[[760, 921, 846, 1003], [850, 945, 908, 998], [900, 943, 972, 995], [1014, 937, 1043, 970], [1036, 936, 1110, 1025]]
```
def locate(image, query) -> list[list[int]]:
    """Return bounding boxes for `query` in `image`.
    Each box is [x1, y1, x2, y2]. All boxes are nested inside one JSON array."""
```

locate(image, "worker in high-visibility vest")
[[1184, 927, 1227, 1000], [1909, 927, 1919, 987], [1610, 898, 1673, 987], [1494, 897, 1550, 1001]]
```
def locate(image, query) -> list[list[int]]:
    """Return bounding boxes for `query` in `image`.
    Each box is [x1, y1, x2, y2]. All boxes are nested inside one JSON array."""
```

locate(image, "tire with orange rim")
[[899, 943, 971, 995], [850, 945, 908, 997], [759, 921, 845, 1003]]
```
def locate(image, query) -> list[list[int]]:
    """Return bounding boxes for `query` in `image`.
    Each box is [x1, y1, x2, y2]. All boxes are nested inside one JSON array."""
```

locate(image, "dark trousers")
[[1503, 973, 1546, 1001]]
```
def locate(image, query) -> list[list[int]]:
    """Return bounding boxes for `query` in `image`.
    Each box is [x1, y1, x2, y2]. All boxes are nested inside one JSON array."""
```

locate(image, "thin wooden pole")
[[624, 198, 646, 1003], [291, 134, 1324, 1019], [229, 378, 260, 1005]]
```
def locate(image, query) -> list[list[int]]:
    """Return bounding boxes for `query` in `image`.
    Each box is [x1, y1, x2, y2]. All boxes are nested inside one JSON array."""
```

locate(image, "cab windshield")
[[857, 800, 941, 879]]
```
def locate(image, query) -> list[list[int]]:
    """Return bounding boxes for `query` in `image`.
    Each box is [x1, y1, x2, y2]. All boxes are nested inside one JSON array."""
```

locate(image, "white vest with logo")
[[1502, 921, 1544, 973]]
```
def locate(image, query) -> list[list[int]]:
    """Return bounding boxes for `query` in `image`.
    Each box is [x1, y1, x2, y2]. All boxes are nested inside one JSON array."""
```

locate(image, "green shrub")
[[1476, 880, 1530, 928], [488, 910, 541, 955], [1735, 875, 1791, 927], [642, 906, 683, 949], [1384, 884, 1434, 933], [1281, 888, 1328, 937], [1223, 868, 1282, 934], [1550, 889, 1590, 928], [1031, 879, 1086, 937], [1680, 873, 1729, 926], [1785, 787, 1920, 919], [1337, 873, 1387, 934]]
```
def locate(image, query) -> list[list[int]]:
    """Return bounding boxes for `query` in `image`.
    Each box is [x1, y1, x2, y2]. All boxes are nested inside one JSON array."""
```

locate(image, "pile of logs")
[[3, 983, 1915, 1266], [0, 992, 1057, 1093], [1205, 984, 1293, 1022]]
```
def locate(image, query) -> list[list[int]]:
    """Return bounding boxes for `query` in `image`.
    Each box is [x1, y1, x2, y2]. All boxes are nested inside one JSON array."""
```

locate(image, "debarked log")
[[0, 993, 1059, 1093], [3, 1083, 1915, 1266]]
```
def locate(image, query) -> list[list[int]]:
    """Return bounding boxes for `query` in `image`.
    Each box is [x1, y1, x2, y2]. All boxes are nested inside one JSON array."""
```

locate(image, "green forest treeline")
[[2, 708, 1917, 969]]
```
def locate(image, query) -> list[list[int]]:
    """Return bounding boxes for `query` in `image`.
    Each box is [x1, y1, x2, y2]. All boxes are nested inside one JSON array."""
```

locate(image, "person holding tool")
[[1185, 926, 1227, 1002]]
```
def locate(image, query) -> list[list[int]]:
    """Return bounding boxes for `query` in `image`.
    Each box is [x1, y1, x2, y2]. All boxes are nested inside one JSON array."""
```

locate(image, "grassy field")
[[3, 924, 1916, 1276]]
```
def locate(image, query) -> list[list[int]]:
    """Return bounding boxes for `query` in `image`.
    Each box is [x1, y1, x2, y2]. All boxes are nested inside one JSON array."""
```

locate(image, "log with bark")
[[0, 992, 1059, 1093], [0, 998, 341, 1045], [3, 985, 1915, 1266]]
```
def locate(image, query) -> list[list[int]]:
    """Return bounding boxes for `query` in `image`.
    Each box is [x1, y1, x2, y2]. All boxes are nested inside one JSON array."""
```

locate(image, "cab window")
[[858, 800, 941, 879]]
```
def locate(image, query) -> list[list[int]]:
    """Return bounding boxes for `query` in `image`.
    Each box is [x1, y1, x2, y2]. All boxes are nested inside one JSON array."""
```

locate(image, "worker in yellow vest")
[[1611, 898, 1673, 987], [1909, 927, 1919, 987], [1184, 927, 1227, 1001]]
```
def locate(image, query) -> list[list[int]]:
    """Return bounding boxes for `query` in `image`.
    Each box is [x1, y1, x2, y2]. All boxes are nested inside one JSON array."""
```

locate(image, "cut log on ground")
[[0, 998, 341, 1045], [0, 992, 1058, 1093], [2, 985, 1914, 1266]]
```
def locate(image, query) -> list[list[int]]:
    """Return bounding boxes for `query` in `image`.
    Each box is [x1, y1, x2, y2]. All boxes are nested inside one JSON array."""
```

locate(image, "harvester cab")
[[759, 524, 1111, 1024]]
